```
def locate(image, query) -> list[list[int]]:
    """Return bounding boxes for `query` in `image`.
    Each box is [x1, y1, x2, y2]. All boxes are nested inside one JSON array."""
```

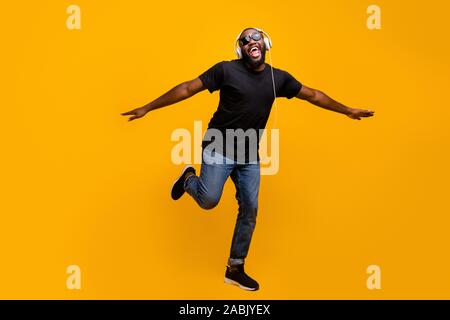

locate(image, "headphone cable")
[[268, 49, 278, 129]]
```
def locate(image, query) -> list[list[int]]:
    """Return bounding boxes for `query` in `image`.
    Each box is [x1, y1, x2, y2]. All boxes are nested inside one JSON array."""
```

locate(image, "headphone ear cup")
[[235, 47, 242, 59], [264, 38, 271, 51]]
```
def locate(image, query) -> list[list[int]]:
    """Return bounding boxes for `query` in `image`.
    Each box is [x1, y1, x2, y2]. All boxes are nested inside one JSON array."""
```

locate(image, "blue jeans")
[[184, 149, 260, 266]]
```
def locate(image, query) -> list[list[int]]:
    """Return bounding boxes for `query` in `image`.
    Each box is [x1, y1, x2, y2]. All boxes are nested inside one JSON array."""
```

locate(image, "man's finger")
[[122, 111, 134, 115], [128, 115, 137, 121], [361, 111, 373, 117]]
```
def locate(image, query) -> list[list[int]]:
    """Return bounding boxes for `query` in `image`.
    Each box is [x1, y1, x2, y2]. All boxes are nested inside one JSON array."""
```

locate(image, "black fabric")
[[225, 265, 259, 290], [170, 166, 196, 200], [199, 59, 302, 162]]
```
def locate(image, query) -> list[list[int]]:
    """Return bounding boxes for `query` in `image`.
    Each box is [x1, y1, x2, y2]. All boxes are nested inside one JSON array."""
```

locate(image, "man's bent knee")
[[199, 195, 220, 210]]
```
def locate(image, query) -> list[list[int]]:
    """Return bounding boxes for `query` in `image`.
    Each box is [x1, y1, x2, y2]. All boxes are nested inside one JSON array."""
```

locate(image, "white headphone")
[[234, 27, 273, 59]]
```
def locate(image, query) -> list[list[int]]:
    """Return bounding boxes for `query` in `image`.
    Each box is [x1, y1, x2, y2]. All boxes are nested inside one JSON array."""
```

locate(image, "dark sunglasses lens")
[[251, 33, 262, 41], [240, 36, 250, 46], [240, 33, 262, 46]]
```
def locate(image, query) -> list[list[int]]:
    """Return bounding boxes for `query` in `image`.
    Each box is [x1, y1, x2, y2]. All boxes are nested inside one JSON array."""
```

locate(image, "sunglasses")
[[239, 32, 263, 46]]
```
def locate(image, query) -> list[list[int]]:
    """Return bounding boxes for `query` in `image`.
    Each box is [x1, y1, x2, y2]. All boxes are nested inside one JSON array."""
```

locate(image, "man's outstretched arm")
[[296, 85, 375, 120], [122, 77, 206, 121]]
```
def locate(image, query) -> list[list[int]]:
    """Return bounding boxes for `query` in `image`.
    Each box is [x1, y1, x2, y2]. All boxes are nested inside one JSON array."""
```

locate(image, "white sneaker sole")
[[224, 277, 258, 291]]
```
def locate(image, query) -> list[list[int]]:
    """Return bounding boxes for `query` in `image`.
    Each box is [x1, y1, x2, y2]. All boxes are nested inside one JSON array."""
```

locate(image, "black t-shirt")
[[199, 59, 302, 163]]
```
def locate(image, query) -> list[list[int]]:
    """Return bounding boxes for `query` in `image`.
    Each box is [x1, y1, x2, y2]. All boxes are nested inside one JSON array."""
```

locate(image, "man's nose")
[[246, 39, 258, 48]]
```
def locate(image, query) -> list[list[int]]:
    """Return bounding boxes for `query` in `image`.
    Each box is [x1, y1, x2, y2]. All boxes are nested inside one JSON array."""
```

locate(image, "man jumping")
[[122, 27, 375, 291]]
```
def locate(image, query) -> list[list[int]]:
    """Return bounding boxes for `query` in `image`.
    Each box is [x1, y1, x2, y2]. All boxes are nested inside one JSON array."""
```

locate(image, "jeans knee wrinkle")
[[198, 186, 221, 210]]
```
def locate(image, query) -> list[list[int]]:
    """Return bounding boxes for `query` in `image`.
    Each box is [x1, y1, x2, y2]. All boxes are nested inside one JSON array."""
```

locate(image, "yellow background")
[[1, 0, 449, 299]]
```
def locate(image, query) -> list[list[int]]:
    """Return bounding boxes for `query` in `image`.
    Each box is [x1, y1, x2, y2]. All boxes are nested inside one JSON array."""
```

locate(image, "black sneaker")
[[224, 264, 259, 291], [171, 165, 196, 200]]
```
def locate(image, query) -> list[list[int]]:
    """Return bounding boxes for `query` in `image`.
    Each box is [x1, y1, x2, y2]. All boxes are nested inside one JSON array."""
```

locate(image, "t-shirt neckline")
[[239, 60, 269, 75]]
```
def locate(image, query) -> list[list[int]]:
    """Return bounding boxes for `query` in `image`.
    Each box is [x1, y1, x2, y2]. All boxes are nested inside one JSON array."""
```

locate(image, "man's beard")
[[242, 43, 266, 69]]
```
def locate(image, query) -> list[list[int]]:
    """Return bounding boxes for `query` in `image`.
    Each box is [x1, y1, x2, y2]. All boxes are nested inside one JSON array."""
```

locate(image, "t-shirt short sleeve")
[[198, 61, 225, 93], [278, 70, 302, 99]]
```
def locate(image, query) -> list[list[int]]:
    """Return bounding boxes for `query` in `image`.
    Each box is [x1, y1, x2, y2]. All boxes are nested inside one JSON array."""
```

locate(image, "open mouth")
[[248, 45, 261, 58]]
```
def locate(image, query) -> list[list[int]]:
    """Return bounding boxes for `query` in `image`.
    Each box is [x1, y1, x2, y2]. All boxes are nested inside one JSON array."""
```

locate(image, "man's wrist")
[[142, 104, 153, 113], [342, 106, 353, 115]]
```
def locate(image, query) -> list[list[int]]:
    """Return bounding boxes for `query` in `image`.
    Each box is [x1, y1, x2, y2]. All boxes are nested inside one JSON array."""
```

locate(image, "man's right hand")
[[121, 107, 149, 121]]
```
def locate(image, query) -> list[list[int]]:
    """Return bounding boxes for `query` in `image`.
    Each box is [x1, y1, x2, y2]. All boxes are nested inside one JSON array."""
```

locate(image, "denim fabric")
[[184, 150, 260, 266]]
